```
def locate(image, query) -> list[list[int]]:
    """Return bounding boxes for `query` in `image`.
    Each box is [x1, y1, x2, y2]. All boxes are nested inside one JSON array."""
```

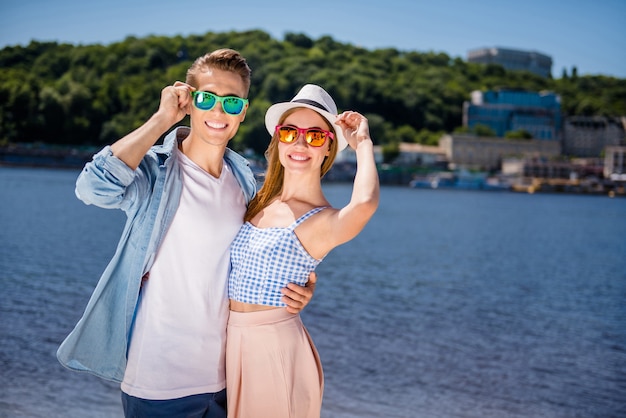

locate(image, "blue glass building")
[[463, 89, 562, 140]]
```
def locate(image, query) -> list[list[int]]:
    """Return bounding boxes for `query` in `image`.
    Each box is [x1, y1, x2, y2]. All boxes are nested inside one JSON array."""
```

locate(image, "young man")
[[57, 49, 316, 418]]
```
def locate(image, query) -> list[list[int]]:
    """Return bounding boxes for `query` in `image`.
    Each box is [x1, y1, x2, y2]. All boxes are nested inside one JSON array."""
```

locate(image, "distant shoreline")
[[2, 145, 623, 197], [0, 145, 95, 170]]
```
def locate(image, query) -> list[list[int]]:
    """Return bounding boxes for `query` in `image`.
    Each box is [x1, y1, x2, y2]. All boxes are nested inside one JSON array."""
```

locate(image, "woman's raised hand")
[[335, 111, 371, 149]]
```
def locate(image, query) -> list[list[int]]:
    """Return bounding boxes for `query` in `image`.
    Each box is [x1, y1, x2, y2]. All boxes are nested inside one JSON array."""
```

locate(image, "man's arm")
[[281, 272, 317, 314], [111, 82, 193, 169]]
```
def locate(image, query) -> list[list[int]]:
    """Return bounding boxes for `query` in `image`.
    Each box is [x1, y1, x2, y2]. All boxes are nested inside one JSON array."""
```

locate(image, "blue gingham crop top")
[[228, 207, 327, 307]]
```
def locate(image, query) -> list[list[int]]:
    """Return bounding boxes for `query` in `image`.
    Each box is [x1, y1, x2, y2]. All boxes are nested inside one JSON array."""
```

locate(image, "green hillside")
[[1, 29, 625, 154]]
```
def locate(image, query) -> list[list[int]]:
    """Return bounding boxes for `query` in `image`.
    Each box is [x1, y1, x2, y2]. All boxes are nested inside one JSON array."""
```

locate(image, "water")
[[1, 166, 625, 418]]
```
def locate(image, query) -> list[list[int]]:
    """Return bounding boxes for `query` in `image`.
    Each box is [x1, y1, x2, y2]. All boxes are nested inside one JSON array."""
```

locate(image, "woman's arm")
[[329, 111, 380, 246]]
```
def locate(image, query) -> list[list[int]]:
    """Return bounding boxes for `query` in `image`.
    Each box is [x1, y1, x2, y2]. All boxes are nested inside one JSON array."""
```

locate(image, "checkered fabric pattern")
[[229, 207, 327, 307]]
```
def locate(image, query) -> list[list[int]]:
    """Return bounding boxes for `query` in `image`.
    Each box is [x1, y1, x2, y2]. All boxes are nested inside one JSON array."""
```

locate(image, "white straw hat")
[[265, 84, 348, 151]]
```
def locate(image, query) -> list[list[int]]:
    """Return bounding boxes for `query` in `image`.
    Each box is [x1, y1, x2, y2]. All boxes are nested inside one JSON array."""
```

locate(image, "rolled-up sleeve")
[[75, 146, 144, 211]]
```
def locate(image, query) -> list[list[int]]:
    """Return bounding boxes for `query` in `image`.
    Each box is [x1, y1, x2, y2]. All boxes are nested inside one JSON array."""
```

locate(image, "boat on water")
[[409, 170, 511, 191]]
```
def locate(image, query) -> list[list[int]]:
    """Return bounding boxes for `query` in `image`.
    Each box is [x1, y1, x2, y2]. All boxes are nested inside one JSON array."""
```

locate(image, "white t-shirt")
[[121, 151, 246, 400]]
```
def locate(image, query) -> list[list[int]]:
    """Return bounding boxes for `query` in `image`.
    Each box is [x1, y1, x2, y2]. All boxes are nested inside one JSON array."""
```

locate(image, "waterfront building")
[[563, 116, 626, 157], [384, 142, 447, 167], [503, 157, 604, 180], [502, 157, 608, 194], [604, 146, 626, 180], [367, 143, 448, 185], [439, 134, 561, 171], [463, 89, 562, 140], [467, 47, 552, 78], [343, 142, 447, 167]]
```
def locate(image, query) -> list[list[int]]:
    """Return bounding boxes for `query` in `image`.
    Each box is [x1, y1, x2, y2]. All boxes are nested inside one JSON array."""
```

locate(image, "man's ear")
[[239, 104, 249, 123]]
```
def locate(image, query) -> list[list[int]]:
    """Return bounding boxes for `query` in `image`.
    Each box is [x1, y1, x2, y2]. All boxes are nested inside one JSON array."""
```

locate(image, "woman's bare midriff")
[[229, 299, 280, 313]]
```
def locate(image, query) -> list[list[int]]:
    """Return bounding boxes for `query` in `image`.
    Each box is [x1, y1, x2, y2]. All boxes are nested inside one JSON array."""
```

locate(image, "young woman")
[[226, 84, 379, 418]]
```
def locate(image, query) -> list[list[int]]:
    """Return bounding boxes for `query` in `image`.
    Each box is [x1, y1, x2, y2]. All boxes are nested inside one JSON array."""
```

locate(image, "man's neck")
[[179, 136, 226, 178]]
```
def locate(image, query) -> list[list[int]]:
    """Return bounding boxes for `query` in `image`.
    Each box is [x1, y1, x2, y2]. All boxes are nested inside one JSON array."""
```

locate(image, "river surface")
[[1, 167, 625, 417]]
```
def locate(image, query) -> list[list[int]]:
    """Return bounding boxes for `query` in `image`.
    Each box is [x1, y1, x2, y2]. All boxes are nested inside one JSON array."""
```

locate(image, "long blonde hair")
[[245, 107, 339, 222]]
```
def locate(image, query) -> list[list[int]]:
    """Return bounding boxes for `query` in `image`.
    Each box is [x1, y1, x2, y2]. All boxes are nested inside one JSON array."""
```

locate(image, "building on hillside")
[[563, 116, 626, 157], [463, 89, 562, 140], [467, 47, 552, 78], [439, 134, 561, 171]]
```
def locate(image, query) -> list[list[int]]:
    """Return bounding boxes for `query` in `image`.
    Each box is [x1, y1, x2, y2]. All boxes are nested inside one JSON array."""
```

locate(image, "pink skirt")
[[226, 309, 324, 418]]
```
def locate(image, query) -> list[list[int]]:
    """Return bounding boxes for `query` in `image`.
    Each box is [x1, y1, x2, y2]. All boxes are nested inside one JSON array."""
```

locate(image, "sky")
[[1, 0, 625, 78]]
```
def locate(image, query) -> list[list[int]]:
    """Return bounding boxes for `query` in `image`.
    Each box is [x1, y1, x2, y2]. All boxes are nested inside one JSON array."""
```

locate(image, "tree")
[[284, 33, 313, 49], [473, 124, 497, 137], [382, 142, 400, 164], [505, 129, 533, 139]]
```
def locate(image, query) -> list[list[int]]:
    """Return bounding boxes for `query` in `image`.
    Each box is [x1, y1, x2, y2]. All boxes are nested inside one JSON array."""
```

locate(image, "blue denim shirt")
[[56, 126, 256, 383]]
